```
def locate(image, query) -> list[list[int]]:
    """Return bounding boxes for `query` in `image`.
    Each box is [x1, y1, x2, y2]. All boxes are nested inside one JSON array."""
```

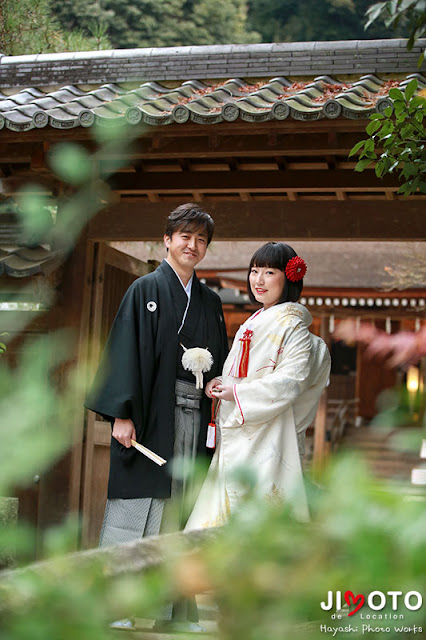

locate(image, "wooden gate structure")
[[0, 39, 425, 550], [80, 246, 155, 546]]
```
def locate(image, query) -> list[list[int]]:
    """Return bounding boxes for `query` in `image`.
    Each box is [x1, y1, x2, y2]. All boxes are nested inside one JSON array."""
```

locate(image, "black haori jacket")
[[85, 260, 228, 499]]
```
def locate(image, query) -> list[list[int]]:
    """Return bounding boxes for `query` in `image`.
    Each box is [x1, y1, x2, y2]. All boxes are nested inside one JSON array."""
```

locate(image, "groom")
[[86, 203, 228, 630]]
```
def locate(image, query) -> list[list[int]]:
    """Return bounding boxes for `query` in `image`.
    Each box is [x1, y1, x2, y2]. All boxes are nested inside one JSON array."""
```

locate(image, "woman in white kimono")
[[186, 242, 331, 528]]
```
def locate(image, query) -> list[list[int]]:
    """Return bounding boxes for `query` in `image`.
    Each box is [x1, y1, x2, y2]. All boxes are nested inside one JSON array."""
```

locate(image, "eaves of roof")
[[0, 244, 61, 277], [0, 39, 425, 132], [0, 72, 424, 132], [0, 213, 60, 278]]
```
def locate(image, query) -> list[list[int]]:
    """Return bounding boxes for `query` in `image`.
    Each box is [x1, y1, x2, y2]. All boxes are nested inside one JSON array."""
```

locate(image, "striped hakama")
[[99, 379, 204, 621]]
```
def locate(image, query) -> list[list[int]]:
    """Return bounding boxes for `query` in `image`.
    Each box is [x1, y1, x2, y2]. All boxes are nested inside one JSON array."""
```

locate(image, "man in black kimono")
[[85, 203, 228, 631]]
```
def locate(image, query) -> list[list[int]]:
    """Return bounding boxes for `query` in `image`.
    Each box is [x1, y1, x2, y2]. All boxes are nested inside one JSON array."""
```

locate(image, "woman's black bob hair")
[[247, 242, 304, 305]]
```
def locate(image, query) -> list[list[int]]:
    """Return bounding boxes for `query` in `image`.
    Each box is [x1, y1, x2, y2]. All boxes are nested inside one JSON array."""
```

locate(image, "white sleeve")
[[232, 320, 312, 426]]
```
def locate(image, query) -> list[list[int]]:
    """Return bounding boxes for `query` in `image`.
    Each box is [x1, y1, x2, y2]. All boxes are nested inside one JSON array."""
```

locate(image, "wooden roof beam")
[[88, 200, 426, 242], [0, 118, 368, 145], [109, 169, 401, 193], [130, 131, 367, 160]]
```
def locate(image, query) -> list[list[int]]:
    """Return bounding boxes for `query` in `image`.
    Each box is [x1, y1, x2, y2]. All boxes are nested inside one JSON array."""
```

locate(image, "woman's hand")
[[112, 418, 136, 448], [211, 384, 234, 401], [205, 378, 221, 398]]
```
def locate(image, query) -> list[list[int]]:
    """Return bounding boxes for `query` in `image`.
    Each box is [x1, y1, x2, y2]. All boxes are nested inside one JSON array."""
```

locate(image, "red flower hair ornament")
[[285, 256, 307, 282]]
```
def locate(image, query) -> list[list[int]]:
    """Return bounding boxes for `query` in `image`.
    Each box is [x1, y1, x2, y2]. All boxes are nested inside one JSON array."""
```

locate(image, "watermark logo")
[[319, 590, 423, 635], [321, 590, 422, 617], [344, 592, 364, 617]]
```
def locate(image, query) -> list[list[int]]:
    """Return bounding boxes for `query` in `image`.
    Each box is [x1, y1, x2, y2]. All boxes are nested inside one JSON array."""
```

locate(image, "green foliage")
[[0, 125, 140, 577], [178, 0, 260, 46], [5, 0, 412, 53], [0, 333, 8, 356], [349, 79, 426, 195], [0, 332, 85, 495], [0, 498, 18, 568], [50, 0, 260, 48], [0, 98, 424, 640], [1, 455, 424, 638], [48, 0, 113, 36], [201, 456, 425, 639], [13, 123, 136, 253], [1, 0, 420, 55], [16, 189, 55, 248], [0, 549, 174, 640], [0, 0, 110, 55], [49, 144, 94, 187], [101, 0, 187, 48], [365, 0, 426, 64], [373, 384, 426, 433], [247, 0, 406, 43]]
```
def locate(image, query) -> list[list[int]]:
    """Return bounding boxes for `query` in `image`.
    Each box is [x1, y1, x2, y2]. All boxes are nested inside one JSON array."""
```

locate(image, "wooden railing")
[[327, 398, 359, 451]]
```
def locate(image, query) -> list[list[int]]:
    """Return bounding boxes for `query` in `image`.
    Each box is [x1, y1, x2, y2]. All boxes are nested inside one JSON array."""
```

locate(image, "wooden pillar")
[[81, 242, 106, 548], [312, 315, 330, 472], [67, 237, 96, 519], [35, 230, 95, 552]]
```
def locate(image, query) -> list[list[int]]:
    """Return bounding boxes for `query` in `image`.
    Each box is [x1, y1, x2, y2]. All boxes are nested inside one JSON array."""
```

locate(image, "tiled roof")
[[0, 39, 424, 86], [0, 244, 60, 277], [0, 213, 59, 277], [0, 72, 424, 131]]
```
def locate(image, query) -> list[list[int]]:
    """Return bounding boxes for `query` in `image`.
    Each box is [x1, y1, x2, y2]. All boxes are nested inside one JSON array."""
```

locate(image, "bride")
[[186, 242, 331, 528]]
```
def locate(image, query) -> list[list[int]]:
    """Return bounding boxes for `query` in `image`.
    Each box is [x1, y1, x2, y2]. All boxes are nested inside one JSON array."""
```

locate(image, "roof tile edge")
[[0, 39, 424, 88], [0, 39, 420, 65]]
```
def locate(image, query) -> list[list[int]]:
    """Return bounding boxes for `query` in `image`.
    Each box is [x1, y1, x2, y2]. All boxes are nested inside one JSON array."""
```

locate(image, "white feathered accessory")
[[181, 345, 213, 389]]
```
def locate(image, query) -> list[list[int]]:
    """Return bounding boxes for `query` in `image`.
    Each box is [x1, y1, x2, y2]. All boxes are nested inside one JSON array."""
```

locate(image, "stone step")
[[341, 447, 418, 461], [338, 425, 420, 480], [111, 596, 219, 637], [123, 618, 218, 638]]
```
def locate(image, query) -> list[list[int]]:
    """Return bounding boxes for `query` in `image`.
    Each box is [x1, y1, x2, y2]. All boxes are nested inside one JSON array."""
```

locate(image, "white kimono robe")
[[186, 302, 331, 529]]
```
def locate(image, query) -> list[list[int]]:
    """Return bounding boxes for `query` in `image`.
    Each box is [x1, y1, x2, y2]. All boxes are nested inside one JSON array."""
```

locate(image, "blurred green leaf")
[[0, 330, 85, 494], [92, 119, 132, 144], [49, 143, 93, 186], [16, 188, 54, 246]]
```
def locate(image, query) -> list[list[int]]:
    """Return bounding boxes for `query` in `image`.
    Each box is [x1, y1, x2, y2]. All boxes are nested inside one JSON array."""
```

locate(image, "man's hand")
[[205, 378, 221, 398], [112, 418, 136, 448], [211, 384, 234, 401]]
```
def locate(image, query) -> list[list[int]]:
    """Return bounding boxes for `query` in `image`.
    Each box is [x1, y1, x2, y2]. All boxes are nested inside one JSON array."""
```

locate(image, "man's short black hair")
[[165, 203, 215, 245], [247, 242, 304, 305]]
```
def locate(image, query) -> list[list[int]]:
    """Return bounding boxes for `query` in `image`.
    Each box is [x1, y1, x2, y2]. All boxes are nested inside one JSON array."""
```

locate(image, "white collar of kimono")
[[165, 259, 193, 333], [165, 259, 193, 297], [237, 302, 312, 339]]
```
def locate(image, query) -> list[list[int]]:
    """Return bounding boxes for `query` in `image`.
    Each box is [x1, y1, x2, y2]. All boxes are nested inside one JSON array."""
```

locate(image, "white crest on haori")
[[147, 301, 157, 312], [181, 345, 213, 389]]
